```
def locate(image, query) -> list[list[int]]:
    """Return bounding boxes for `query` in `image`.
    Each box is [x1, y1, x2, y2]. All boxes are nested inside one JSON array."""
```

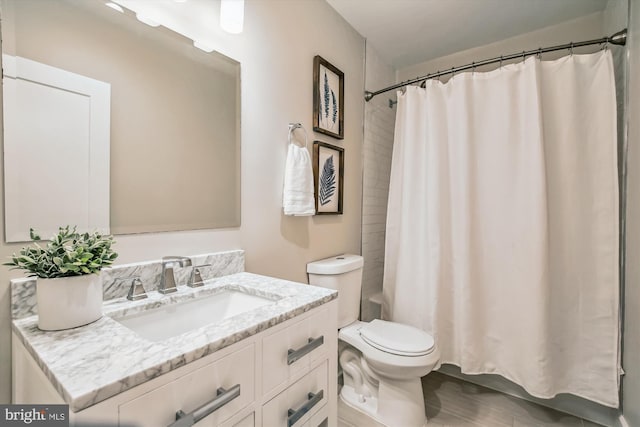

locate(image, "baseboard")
[[438, 365, 621, 427]]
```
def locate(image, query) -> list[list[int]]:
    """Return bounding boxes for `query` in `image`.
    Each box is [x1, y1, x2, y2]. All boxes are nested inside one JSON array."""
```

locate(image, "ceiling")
[[326, 0, 609, 68]]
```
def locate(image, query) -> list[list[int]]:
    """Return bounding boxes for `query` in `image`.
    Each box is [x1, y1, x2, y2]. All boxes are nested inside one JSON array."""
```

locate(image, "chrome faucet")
[[159, 256, 192, 294]]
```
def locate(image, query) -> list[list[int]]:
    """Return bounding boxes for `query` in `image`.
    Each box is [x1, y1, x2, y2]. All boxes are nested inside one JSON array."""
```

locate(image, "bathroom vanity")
[[10, 251, 338, 427]]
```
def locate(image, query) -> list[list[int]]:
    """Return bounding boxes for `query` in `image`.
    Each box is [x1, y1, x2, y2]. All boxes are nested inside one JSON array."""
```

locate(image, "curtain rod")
[[364, 29, 627, 102]]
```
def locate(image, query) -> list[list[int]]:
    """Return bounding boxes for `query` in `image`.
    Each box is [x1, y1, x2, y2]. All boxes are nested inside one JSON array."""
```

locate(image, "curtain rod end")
[[364, 91, 374, 102], [609, 29, 627, 46]]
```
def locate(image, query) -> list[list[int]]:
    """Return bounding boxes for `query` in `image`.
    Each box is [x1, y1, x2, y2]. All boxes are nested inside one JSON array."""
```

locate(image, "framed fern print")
[[313, 141, 344, 214], [313, 55, 344, 139]]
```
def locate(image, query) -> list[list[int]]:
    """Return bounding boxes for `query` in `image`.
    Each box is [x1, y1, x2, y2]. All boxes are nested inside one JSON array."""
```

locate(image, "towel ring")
[[288, 123, 308, 148]]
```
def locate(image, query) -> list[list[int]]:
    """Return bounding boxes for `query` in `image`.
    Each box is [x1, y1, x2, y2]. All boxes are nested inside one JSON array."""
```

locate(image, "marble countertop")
[[12, 272, 337, 412]]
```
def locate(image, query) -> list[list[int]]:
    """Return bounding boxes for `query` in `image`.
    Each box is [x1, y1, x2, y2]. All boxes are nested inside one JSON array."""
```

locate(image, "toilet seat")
[[340, 320, 441, 381], [359, 319, 435, 357]]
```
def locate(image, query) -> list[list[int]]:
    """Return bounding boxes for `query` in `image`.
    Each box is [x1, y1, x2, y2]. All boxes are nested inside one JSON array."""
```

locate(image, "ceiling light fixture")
[[135, 13, 160, 27], [220, 0, 244, 34], [105, 2, 124, 13], [193, 41, 215, 53]]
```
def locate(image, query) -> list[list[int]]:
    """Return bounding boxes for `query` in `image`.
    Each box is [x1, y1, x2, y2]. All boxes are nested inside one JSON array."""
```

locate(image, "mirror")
[[2, 0, 240, 240]]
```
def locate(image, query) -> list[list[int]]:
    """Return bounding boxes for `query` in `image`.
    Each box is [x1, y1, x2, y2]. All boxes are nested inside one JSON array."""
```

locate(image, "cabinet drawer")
[[262, 361, 328, 427], [119, 344, 254, 427], [263, 307, 330, 394], [219, 412, 254, 427], [302, 405, 328, 427]]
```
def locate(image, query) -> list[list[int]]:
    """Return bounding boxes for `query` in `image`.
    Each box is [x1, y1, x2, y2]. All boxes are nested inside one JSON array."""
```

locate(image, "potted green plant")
[[5, 226, 118, 330]]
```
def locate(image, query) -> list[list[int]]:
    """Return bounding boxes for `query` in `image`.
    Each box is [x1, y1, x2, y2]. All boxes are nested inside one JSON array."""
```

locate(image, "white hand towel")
[[283, 143, 315, 216]]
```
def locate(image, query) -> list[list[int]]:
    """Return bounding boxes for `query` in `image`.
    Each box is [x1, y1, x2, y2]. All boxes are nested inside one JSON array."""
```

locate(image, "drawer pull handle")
[[287, 389, 324, 427], [287, 336, 324, 365], [168, 384, 241, 427]]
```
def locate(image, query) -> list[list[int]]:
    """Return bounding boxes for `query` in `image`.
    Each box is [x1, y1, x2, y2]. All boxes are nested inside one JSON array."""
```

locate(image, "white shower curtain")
[[383, 51, 620, 407]]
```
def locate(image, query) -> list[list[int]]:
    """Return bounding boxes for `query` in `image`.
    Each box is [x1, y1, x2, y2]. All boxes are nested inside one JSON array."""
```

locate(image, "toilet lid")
[[359, 319, 435, 357]]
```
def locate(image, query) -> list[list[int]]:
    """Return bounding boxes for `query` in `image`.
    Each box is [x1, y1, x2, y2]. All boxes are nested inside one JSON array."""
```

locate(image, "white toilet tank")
[[307, 254, 364, 328]]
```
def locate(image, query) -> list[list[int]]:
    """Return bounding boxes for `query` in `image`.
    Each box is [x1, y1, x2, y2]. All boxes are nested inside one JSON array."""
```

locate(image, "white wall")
[[623, 0, 640, 423], [361, 43, 396, 321], [0, 0, 365, 403]]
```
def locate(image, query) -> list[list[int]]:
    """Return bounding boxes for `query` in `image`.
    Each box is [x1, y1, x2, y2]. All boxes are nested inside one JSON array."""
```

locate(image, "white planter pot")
[[36, 274, 103, 331]]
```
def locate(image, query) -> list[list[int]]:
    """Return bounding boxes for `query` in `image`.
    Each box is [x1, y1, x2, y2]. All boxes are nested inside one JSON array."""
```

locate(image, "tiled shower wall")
[[360, 43, 396, 321]]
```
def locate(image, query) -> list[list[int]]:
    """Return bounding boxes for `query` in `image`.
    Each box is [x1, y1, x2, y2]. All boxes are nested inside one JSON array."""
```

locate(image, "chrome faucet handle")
[[189, 264, 212, 288], [127, 277, 148, 301]]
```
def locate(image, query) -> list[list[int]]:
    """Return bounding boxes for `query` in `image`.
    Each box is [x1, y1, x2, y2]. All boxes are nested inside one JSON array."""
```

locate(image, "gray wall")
[[398, 12, 607, 82], [361, 43, 396, 322], [622, 0, 640, 424]]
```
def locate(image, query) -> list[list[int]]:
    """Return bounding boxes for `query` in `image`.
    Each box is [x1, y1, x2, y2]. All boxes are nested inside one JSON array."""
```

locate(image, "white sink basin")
[[115, 290, 277, 342]]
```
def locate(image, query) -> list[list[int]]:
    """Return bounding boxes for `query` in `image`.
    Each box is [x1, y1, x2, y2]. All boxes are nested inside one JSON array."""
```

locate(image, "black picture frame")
[[313, 55, 344, 139], [313, 141, 344, 215]]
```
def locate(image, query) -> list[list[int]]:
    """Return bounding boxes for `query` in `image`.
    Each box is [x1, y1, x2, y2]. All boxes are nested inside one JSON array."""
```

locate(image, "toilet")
[[307, 254, 440, 427]]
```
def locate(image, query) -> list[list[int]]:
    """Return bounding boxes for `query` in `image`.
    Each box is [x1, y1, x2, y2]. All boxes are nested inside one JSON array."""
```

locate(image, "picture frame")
[[313, 55, 344, 139], [313, 141, 344, 215]]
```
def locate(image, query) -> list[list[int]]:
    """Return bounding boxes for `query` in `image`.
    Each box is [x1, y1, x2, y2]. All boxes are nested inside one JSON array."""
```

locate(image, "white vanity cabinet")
[[12, 299, 338, 427]]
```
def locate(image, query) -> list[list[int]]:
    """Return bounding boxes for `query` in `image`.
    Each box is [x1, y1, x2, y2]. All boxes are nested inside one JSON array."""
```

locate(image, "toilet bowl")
[[307, 254, 440, 427], [339, 320, 440, 427], [341, 320, 440, 380]]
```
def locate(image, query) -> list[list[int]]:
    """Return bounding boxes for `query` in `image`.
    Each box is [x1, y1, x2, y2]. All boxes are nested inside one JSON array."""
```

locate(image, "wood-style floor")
[[338, 371, 603, 427]]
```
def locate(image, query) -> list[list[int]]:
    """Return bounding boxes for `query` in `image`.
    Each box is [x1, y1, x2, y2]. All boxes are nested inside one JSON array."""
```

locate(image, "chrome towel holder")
[[288, 123, 308, 148]]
